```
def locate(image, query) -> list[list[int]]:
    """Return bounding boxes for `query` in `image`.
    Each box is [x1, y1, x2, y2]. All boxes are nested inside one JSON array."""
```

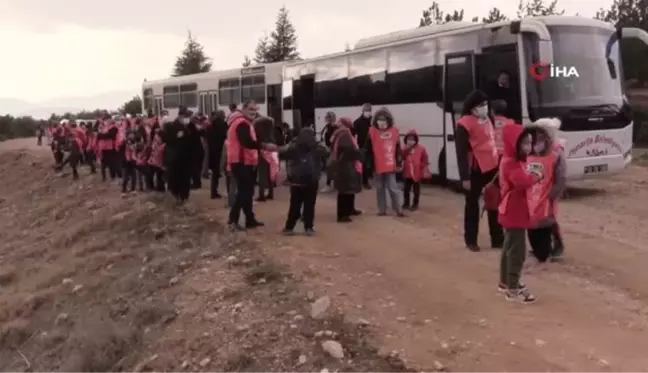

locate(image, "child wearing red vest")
[[364, 107, 405, 217], [401, 130, 430, 210], [498, 123, 542, 304], [148, 128, 166, 192], [526, 118, 567, 264]]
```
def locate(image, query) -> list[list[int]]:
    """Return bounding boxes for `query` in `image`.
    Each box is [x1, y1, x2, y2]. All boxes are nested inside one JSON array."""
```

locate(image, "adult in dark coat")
[[330, 117, 363, 223], [253, 116, 276, 201], [206, 110, 228, 199], [162, 106, 199, 204], [353, 102, 373, 189]]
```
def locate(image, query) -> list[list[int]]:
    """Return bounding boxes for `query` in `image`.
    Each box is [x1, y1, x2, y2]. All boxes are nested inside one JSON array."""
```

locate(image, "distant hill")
[[0, 89, 139, 119]]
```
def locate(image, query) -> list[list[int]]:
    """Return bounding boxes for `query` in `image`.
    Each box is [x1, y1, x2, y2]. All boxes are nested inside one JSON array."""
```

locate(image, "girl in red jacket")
[[401, 130, 429, 211], [498, 123, 542, 304]]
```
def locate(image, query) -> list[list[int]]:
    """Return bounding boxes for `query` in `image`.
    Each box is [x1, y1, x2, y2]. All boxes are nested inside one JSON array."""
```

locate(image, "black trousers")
[[285, 184, 318, 230], [528, 226, 553, 262], [54, 150, 64, 165], [151, 166, 165, 192], [84, 150, 96, 173], [191, 159, 202, 189], [210, 170, 221, 198], [403, 179, 421, 207], [122, 161, 137, 192], [228, 164, 257, 225], [136, 165, 149, 191], [168, 160, 192, 200], [101, 150, 119, 180], [464, 167, 503, 247], [337, 193, 356, 219]]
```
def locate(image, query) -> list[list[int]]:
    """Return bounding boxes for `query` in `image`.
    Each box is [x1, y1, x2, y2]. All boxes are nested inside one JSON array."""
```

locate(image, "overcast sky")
[[0, 0, 610, 107]]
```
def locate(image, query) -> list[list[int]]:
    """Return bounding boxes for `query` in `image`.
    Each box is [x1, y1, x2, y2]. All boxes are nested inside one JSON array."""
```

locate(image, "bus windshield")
[[526, 25, 624, 108]]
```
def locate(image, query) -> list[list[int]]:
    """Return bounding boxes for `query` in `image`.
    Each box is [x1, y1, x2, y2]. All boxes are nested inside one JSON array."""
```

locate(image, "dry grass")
[[0, 151, 409, 372]]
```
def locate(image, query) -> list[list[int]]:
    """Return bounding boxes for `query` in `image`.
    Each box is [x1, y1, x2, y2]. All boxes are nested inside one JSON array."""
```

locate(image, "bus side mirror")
[[607, 59, 617, 79]]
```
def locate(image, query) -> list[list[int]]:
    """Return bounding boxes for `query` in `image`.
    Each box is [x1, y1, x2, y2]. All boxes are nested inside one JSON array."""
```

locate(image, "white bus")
[[141, 61, 289, 125], [281, 16, 648, 182]]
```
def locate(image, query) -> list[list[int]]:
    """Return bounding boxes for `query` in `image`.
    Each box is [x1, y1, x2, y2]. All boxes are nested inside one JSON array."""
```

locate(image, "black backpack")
[[292, 149, 317, 185]]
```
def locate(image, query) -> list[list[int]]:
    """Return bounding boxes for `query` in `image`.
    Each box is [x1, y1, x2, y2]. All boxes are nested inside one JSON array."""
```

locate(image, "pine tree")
[[254, 34, 270, 64], [516, 0, 564, 18], [172, 31, 212, 77], [265, 6, 300, 62], [419, 2, 467, 26], [120, 96, 143, 115], [483, 7, 509, 23], [242, 55, 252, 67]]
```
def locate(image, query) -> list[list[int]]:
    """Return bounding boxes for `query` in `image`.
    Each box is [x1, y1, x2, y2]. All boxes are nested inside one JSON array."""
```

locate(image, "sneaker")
[[505, 288, 536, 304], [246, 220, 265, 229], [337, 216, 352, 223], [305, 228, 315, 236], [351, 209, 363, 216], [396, 212, 406, 217], [466, 244, 481, 252], [497, 282, 527, 293], [282, 228, 295, 236]]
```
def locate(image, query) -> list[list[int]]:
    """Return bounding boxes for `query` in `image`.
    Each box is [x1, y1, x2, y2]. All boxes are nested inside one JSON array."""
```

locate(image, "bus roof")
[[283, 15, 614, 68], [142, 61, 289, 88]]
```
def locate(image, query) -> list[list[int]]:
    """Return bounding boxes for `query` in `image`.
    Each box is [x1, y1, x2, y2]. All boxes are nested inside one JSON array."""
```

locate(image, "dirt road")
[[3, 137, 648, 371]]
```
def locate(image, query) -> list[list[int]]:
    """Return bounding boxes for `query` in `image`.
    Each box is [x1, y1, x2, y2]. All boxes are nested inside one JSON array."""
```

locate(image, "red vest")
[[526, 152, 559, 224], [457, 115, 498, 173], [227, 116, 259, 166], [402, 144, 427, 182], [493, 116, 514, 156], [97, 124, 117, 151], [369, 126, 399, 174], [148, 138, 165, 169]]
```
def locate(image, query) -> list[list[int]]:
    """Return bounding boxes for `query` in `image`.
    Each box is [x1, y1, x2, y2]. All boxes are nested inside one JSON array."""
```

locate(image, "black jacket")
[[206, 117, 227, 171]]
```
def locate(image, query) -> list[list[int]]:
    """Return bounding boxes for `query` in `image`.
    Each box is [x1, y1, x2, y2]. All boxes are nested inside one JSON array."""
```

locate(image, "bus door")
[[199, 93, 208, 114], [443, 52, 475, 182], [154, 96, 163, 116], [210, 92, 218, 115]]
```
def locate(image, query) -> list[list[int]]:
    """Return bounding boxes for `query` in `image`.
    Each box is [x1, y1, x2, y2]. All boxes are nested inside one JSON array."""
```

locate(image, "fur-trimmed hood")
[[371, 107, 394, 129]]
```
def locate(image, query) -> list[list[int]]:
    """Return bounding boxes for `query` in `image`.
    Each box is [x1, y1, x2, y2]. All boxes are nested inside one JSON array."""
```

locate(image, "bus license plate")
[[584, 164, 608, 174]]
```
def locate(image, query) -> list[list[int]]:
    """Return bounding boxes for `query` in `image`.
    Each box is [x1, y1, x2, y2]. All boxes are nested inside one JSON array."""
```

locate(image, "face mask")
[[407, 141, 416, 147], [180, 117, 190, 125], [533, 143, 545, 153], [363, 111, 371, 118], [474, 106, 488, 118], [376, 120, 388, 129]]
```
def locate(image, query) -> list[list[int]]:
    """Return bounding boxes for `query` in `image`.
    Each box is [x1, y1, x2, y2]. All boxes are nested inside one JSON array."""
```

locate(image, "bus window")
[[241, 75, 265, 103], [163, 86, 180, 108], [180, 83, 198, 108]]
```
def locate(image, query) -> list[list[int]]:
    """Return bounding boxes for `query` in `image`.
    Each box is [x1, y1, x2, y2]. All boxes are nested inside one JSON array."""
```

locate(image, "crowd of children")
[[44, 92, 567, 305]]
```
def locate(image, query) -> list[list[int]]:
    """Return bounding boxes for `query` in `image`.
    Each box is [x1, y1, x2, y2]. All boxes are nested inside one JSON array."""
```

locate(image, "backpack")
[[292, 149, 317, 185]]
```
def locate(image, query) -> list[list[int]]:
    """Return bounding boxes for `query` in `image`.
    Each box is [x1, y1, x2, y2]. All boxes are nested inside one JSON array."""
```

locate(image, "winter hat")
[[530, 117, 561, 139]]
